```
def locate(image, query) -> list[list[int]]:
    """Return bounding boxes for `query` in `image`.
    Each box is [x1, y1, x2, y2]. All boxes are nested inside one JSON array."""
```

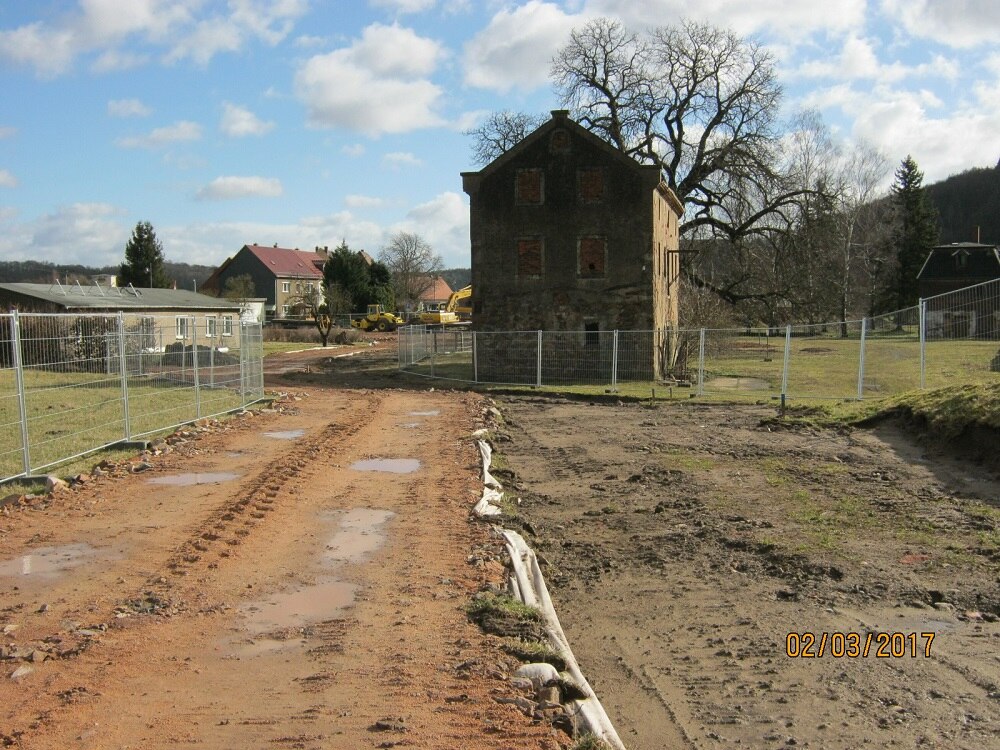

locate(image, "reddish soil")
[[0, 342, 568, 750]]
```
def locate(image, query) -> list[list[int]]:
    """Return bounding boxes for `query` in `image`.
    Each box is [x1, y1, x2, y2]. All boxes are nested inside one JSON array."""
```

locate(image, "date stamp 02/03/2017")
[[785, 631, 936, 658]]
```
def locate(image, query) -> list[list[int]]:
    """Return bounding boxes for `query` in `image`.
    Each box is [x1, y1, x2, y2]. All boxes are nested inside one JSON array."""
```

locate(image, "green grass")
[[402, 334, 998, 403], [0, 366, 255, 480]]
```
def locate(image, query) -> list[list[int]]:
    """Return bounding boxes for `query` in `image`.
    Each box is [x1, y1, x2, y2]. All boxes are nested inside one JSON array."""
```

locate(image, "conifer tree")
[[891, 156, 939, 308], [119, 221, 172, 288]]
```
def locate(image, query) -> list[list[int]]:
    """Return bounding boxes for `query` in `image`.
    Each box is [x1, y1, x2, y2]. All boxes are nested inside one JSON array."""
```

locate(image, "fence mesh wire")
[[399, 278, 1000, 399], [1, 312, 265, 482]]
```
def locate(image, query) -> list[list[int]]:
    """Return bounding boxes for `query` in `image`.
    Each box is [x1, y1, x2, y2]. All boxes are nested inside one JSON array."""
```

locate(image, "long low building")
[[0, 281, 246, 342]]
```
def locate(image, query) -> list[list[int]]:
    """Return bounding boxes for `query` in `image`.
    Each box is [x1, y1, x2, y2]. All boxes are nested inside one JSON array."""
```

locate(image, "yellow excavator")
[[416, 285, 472, 326], [449, 285, 472, 320], [351, 304, 405, 332]]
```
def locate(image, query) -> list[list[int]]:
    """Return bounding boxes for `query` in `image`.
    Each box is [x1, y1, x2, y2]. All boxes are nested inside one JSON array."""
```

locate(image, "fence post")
[[536, 330, 543, 387], [117, 312, 132, 441], [918, 298, 926, 389], [473, 331, 479, 383], [10, 311, 31, 476], [191, 316, 201, 419], [431, 328, 436, 376], [697, 328, 706, 396], [238, 324, 247, 407], [611, 330, 619, 392], [781, 324, 792, 398], [857, 317, 867, 400]]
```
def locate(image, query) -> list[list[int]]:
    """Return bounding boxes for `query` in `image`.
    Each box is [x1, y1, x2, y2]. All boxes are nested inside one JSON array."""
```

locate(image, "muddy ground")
[[495, 396, 1000, 749], [0, 344, 569, 750], [2, 341, 998, 749]]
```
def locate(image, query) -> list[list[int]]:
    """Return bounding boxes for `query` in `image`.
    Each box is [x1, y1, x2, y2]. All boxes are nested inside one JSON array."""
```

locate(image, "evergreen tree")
[[891, 156, 939, 308], [323, 241, 395, 312], [119, 221, 172, 288]]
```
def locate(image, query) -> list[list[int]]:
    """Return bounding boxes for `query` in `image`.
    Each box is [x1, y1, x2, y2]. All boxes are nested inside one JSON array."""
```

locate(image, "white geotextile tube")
[[474, 438, 627, 750]]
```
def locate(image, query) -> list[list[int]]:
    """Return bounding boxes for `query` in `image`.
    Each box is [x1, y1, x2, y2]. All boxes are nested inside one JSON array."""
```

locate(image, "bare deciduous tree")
[[377, 232, 443, 311], [464, 111, 547, 166], [296, 281, 352, 347], [552, 18, 805, 241]]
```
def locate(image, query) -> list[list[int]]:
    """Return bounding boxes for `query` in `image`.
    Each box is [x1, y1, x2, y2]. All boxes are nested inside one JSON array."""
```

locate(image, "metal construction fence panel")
[[0, 311, 265, 483], [398, 278, 1000, 400]]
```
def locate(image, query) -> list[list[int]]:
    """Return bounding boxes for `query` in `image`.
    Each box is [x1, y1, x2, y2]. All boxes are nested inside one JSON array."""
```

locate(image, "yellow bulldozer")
[[415, 285, 472, 326], [350, 304, 405, 332]]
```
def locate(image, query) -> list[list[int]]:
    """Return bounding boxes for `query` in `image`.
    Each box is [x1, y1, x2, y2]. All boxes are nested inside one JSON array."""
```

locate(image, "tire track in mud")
[[153, 391, 383, 588]]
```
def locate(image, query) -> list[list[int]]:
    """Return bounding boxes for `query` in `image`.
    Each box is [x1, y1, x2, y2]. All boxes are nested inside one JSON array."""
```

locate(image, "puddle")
[[147, 472, 240, 486], [351, 458, 420, 474], [408, 410, 440, 417], [234, 507, 393, 655], [0, 543, 103, 578], [323, 508, 394, 564], [397, 422, 421, 429], [242, 580, 358, 634], [263, 429, 305, 440]]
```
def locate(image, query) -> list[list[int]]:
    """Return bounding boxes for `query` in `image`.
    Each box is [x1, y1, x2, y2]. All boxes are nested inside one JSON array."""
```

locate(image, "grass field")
[[0, 365, 252, 480], [400, 331, 999, 402]]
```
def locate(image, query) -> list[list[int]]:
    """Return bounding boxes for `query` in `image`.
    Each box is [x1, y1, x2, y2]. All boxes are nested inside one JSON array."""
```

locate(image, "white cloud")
[[108, 98, 153, 118], [382, 151, 423, 168], [0, 126, 16, 139], [0, 169, 18, 188], [294, 23, 445, 135], [0, 203, 128, 265], [390, 191, 470, 267], [803, 83, 1000, 183], [0, 0, 305, 76], [196, 176, 283, 201], [370, 0, 437, 14], [294, 34, 327, 48], [464, 1, 582, 93], [792, 36, 961, 84], [117, 120, 202, 148], [220, 103, 275, 137], [345, 194, 386, 209], [91, 49, 151, 73], [881, 0, 1000, 48], [342, 143, 366, 157], [588, 0, 866, 38]]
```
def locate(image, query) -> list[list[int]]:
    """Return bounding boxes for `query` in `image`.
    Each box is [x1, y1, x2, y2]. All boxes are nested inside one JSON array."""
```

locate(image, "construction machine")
[[446, 285, 472, 321], [350, 304, 405, 332], [416, 302, 459, 326]]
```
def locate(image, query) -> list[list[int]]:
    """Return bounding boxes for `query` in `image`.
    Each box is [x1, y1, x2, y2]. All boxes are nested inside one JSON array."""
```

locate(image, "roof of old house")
[[243, 244, 325, 278], [0, 282, 242, 312], [461, 109, 684, 216], [917, 242, 1000, 281], [418, 275, 454, 301]]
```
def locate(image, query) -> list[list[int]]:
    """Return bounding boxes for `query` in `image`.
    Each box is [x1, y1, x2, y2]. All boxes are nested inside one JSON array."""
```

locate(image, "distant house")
[[461, 109, 684, 378], [0, 281, 243, 344], [917, 242, 1000, 338], [203, 244, 329, 321], [417, 275, 454, 308]]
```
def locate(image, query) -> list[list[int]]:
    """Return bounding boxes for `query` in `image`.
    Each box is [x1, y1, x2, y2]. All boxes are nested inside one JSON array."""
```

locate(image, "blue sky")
[[1, 1, 998, 272]]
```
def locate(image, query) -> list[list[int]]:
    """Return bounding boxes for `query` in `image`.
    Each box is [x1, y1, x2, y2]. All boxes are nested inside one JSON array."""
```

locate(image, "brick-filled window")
[[516, 169, 543, 205], [517, 238, 543, 278], [578, 236, 607, 278], [578, 168, 604, 203]]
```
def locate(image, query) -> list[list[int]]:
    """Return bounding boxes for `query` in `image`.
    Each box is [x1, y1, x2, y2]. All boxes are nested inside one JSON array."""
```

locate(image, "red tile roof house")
[[416, 275, 454, 309], [203, 244, 328, 321]]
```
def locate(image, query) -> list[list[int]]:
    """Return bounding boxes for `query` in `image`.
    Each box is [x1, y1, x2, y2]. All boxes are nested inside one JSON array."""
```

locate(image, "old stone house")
[[461, 110, 683, 378]]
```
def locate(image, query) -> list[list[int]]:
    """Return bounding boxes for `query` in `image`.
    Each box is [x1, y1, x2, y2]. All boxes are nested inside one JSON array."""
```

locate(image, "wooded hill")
[[926, 162, 1000, 244], [0, 260, 217, 291]]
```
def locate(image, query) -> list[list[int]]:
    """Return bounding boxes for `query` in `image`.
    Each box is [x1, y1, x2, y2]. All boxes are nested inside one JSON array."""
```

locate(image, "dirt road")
[[0, 359, 567, 749], [496, 397, 1000, 750]]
